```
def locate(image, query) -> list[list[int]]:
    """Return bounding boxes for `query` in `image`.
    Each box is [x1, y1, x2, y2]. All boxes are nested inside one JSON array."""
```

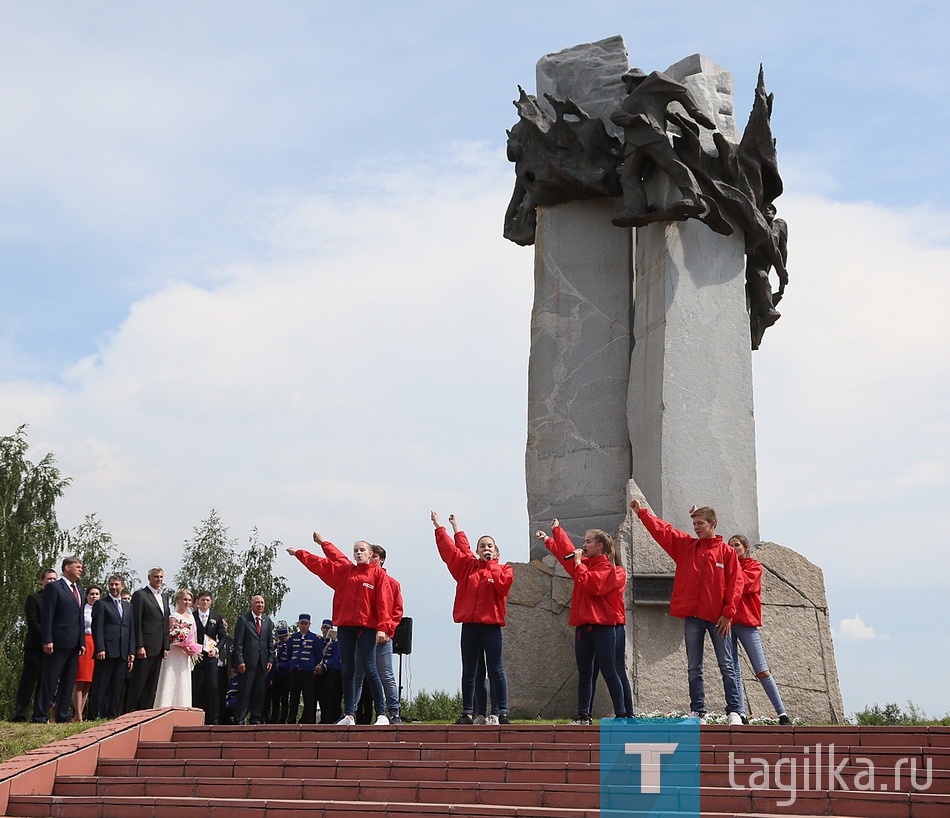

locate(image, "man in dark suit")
[[12, 568, 57, 721], [125, 566, 170, 712], [88, 574, 135, 719], [233, 594, 276, 725], [33, 556, 85, 723], [192, 590, 226, 725]]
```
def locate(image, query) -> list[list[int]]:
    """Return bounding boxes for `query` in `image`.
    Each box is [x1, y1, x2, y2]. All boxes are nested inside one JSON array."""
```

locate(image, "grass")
[[0, 720, 105, 764]]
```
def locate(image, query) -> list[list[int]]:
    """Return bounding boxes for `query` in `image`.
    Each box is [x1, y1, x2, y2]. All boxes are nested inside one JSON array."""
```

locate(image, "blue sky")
[[2, 1, 948, 717]]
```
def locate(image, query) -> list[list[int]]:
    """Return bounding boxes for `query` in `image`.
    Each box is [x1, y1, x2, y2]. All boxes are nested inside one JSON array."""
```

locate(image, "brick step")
[[700, 784, 950, 817], [96, 756, 601, 784], [170, 724, 600, 744], [6, 794, 599, 818], [9, 793, 927, 818], [52, 775, 601, 809], [135, 739, 598, 763]]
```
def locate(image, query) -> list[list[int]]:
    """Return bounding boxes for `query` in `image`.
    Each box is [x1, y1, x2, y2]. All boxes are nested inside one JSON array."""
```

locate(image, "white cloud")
[[837, 614, 887, 642]]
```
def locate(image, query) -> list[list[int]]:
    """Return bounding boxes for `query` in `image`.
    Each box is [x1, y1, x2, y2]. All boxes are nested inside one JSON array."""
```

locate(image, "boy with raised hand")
[[630, 499, 742, 724]]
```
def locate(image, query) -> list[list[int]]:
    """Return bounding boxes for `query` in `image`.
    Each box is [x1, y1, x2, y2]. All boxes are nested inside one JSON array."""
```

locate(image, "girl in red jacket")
[[535, 519, 625, 725], [728, 534, 792, 725], [285, 533, 392, 726], [432, 511, 513, 725]]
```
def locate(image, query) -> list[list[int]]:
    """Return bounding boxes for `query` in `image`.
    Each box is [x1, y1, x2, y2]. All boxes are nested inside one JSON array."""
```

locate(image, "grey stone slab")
[[536, 35, 629, 136]]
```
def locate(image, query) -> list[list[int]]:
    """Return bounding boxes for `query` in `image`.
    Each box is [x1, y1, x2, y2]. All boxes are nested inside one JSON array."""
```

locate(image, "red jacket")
[[635, 508, 740, 622], [294, 544, 392, 631], [734, 557, 762, 627], [379, 571, 404, 638], [435, 527, 513, 625], [608, 565, 627, 625], [544, 526, 621, 627]]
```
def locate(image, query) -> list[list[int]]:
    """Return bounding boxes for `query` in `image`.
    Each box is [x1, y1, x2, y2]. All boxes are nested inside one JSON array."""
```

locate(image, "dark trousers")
[[13, 649, 44, 721], [268, 673, 290, 723], [575, 624, 626, 718], [34, 646, 79, 723], [460, 623, 508, 714], [287, 670, 314, 723], [89, 658, 127, 719], [126, 654, 163, 712], [193, 658, 220, 724], [317, 669, 343, 723], [235, 664, 267, 724]]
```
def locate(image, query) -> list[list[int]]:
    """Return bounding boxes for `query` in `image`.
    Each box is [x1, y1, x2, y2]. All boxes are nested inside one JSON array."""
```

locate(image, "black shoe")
[[498, 713, 511, 725], [778, 714, 792, 725], [740, 715, 749, 725], [454, 713, 474, 725], [388, 713, 403, 725]]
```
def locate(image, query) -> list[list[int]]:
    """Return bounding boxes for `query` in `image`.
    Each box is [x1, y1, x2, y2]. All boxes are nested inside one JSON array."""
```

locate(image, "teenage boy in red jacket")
[[631, 499, 742, 724]]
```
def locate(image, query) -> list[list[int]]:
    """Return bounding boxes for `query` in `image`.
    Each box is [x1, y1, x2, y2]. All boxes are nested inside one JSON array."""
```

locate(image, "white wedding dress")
[[154, 611, 196, 708]]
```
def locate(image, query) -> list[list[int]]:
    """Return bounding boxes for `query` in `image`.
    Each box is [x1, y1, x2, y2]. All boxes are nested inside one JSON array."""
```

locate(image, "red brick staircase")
[[5, 721, 949, 817]]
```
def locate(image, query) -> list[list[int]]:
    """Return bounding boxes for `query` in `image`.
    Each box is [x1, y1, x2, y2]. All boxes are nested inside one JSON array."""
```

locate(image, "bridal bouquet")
[[169, 619, 203, 658]]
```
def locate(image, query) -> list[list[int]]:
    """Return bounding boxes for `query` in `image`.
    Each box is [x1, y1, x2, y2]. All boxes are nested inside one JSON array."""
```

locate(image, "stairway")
[[5, 722, 949, 817]]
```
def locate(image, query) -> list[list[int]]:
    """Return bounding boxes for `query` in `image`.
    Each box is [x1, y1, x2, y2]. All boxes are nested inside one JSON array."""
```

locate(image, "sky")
[[2, 1, 948, 718]]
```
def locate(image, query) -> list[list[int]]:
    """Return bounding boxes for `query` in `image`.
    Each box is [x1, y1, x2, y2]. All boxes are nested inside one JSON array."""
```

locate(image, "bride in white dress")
[[154, 588, 200, 708]]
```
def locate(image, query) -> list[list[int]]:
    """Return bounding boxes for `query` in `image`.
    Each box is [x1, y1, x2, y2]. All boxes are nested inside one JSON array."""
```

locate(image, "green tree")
[[240, 526, 290, 615], [175, 509, 244, 630], [0, 426, 70, 716], [65, 513, 140, 592], [175, 511, 289, 633]]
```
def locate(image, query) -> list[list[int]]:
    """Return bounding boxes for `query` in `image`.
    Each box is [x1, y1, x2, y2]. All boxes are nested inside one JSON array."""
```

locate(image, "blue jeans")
[[336, 626, 386, 717], [683, 616, 740, 715], [353, 638, 399, 715], [460, 623, 508, 714], [731, 624, 787, 716], [575, 624, 626, 718]]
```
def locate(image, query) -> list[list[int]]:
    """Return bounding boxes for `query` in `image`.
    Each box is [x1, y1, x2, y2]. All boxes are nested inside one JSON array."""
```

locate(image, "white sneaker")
[[473, 714, 487, 725], [486, 715, 499, 726], [336, 714, 355, 726], [689, 711, 706, 724], [728, 712, 743, 726], [374, 714, 390, 726]]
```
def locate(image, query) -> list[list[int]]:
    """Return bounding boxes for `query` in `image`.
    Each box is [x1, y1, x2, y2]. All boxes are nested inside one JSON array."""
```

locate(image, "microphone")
[[562, 552, 577, 561]]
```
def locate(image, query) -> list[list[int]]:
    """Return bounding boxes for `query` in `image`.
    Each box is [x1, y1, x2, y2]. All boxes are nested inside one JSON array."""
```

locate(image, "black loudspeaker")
[[392, 617, 413, 655]]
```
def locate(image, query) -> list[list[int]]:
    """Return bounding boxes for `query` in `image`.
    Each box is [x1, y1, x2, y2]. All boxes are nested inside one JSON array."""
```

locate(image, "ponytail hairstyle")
[[585, 529, 616, 563]]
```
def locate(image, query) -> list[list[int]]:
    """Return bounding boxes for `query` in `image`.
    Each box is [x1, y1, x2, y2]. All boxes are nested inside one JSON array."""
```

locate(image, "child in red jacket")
[[285, 534, 392, 726], [728, 534, 791, 725], [433, 511, 513, 725], [536, 519, 626, 725], [631, 499, 742, 724]]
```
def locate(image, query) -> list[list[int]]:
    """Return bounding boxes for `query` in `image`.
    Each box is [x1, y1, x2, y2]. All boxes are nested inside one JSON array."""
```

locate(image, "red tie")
[[256, 616, 262, 634], [72, 583, 81, 605]]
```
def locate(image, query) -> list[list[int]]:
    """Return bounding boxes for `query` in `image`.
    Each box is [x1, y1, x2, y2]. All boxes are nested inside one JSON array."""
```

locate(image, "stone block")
[[536, 35, 629, 136]]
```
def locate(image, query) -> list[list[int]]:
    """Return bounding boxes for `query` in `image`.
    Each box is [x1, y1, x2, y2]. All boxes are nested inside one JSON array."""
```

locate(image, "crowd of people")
[[14, 501, 792, 726], [11, 561, 346, 725]]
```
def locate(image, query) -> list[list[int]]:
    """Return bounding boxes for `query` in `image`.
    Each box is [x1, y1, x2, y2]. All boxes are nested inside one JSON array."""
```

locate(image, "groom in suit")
[[33, 556, 85, 723], [233, 595, 276, 724], [88, 574, 135, 719], [126, 567, 170, 712], [192, 590, 226, 724]]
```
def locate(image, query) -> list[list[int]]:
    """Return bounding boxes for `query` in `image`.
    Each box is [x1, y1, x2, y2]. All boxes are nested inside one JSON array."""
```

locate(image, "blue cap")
[[298, 613, 311, 622], [276, 626, 289, 636], [322, 619, 332, 627]]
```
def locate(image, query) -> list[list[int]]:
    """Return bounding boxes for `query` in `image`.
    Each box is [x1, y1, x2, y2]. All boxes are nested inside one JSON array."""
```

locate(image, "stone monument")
[[501, 36, 843, 723]]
